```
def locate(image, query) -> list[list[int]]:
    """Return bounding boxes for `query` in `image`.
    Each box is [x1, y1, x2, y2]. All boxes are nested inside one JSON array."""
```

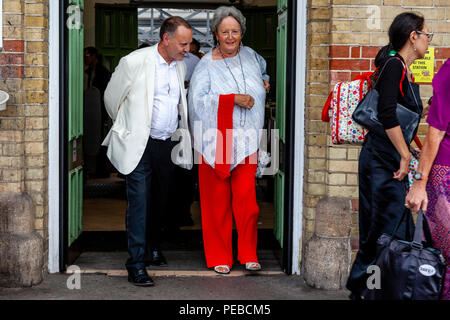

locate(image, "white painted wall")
[[0, 0, 3, 51], [292, 0, 307, 275], [48, 0, 60, 273]]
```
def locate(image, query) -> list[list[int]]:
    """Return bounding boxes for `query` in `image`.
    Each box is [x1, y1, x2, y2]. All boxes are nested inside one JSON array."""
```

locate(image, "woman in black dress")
[[346, 12, 432, 299]]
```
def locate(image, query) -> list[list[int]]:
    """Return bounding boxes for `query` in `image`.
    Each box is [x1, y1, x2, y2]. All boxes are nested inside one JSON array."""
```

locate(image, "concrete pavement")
[[0, 273, 350, 300]]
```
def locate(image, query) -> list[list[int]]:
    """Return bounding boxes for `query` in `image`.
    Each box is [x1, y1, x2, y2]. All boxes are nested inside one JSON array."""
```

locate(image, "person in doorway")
[[346, 12, 431, 299], [190, 38, 204, 59], [84, 46, 112, 179], [188, 6, 269, 275], [102, 17, 193, 286], [183, 39, 201, 83], [406, 58, 450, 300]]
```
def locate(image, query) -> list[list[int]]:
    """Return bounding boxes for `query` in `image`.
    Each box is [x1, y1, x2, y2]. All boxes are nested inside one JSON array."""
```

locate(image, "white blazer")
[[102, 44, 193, 175]]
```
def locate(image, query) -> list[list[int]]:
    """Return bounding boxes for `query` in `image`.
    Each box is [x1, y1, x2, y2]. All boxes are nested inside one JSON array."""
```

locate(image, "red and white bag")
[[322, 60, 423, 184], [322, 72, 373, 144], [322, 60, 422, 149]]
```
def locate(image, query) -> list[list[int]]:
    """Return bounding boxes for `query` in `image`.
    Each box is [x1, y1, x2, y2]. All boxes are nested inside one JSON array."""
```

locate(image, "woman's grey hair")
[[210, 6, 246, 46]]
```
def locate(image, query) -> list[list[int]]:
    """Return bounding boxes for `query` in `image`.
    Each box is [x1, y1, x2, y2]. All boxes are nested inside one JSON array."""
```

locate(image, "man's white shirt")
[[150, 52, 181, 140]]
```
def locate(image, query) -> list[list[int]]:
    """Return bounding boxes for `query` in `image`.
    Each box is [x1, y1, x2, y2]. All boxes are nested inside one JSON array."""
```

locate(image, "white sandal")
[[245, 262, 261, 271], [214, 265, 231, 274]]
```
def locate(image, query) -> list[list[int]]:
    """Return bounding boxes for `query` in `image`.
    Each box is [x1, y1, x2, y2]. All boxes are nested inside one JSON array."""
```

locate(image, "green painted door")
[[67, 0, 84, 247], [274, 0, 288, 247], [95, 5, 138, 72], [278, 0, 288, 11]]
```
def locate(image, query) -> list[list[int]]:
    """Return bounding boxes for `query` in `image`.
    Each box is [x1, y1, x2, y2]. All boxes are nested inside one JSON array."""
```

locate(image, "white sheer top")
[[188, 46, 268, 171]]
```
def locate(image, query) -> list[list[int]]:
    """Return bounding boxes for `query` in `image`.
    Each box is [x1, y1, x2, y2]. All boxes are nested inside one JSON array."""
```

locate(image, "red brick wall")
[[0, 40, 25, 79], [0, 40, 25, 80], [330, 45, 449, 86]]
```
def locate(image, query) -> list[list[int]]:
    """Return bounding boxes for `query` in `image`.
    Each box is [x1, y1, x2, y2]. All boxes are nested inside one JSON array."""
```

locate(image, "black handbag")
[[363, 210, 447, 300], [352, 57, 421, 144]]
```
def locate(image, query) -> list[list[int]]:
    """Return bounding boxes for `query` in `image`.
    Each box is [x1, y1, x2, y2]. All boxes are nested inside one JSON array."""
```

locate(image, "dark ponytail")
[[375, 12, 425, 68], [375, 43, 394, 68]]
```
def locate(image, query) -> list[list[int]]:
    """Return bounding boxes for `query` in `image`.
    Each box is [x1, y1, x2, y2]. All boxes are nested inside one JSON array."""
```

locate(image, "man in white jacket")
[[103, 17, 193, 286]]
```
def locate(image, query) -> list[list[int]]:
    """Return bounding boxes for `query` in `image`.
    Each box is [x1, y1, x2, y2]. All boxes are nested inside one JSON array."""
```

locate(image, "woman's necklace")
[[218, 46, 247, 127]]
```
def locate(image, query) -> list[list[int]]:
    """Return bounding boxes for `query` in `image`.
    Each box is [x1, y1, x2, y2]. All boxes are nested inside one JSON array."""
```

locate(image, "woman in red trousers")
[[188, 6, 270, 274]]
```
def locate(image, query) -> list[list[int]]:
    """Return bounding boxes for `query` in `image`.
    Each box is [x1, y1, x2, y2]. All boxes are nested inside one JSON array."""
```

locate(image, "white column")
[[292, 0, 307, 275], [48, 0, 60, 273], [0, 0, 3, 51]]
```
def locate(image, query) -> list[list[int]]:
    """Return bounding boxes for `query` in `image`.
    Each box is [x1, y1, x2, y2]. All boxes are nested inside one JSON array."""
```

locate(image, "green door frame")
[[272, 0, 299, 276], [282, 0, 298, 275], [61, 0, 84, 269], [274, 0, 287, 250]]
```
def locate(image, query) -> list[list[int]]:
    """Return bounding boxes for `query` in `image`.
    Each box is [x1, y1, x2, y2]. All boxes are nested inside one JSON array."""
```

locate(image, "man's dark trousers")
[[125, 136, 176, 270]]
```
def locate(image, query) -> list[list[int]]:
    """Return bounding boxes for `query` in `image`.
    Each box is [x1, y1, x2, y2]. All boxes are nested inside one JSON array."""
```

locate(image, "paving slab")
[[0, 273, 350, 300]]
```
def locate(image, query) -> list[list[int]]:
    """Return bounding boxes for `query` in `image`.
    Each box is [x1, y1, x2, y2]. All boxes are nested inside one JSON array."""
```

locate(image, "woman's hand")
[[235, 94, 255, 109], [385, 126, 411, 181], [263, 80, 270, 93], [405, 181, 428, 212], [393, 154, 410, 181]]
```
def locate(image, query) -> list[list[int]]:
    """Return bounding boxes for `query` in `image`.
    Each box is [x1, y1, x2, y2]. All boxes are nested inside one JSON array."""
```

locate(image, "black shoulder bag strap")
[[391, 208, 433, 245], [376, 56, 420, 114]]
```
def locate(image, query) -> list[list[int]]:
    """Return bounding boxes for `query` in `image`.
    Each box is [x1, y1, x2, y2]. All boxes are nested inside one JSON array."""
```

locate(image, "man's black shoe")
[[145, 249, 167, 267], [127, 268, 154, 287]]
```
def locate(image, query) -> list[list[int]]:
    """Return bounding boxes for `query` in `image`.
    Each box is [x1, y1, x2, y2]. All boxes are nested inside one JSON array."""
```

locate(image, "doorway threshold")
[[66, 269, 285, 277], [71, 249, 283, 276], [70, 229, 283, 276]]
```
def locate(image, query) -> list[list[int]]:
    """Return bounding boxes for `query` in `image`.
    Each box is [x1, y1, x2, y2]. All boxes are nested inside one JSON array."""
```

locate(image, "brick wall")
[[0, 0, 49, 270], [304, 0, 450, 263], [304, 0, 332, 248]]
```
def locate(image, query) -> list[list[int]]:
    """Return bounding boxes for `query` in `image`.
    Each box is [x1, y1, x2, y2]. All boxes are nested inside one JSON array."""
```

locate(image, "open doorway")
[[64, 0, 287, 274]]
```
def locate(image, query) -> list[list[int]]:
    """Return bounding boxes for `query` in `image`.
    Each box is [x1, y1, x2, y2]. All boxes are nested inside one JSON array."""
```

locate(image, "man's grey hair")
[[210, 6, 246, 45]]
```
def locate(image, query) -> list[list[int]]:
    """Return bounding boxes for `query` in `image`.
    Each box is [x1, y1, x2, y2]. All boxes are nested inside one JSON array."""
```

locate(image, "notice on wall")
[[411, 47, 435, 83]]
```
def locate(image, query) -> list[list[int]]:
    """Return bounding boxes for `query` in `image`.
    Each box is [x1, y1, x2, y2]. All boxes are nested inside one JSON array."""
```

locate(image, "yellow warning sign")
[[411, 47, 434, 83]]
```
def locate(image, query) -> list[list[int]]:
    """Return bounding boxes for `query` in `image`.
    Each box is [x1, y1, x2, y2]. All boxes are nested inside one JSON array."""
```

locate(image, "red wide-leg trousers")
[[198, 156, 260, 268]]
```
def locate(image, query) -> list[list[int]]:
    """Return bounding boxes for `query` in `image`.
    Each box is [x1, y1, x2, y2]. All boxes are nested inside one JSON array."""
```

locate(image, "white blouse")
[[188, 46, 268, 171]]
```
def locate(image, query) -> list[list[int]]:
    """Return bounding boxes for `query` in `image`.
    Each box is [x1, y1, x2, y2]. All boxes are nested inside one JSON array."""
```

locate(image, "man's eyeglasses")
[[416, 31, 433, 41]]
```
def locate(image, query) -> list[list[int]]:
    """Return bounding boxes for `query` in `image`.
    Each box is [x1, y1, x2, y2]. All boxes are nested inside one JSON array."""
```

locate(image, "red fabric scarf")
[[214, 94, 235, 179]]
